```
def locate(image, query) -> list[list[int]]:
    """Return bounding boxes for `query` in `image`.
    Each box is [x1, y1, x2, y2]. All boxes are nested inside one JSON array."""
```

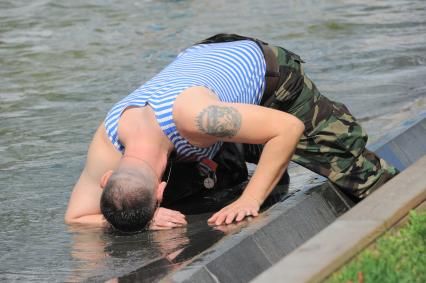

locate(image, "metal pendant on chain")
[[203, 171, 217, 189], [200, 159, 218, 190]]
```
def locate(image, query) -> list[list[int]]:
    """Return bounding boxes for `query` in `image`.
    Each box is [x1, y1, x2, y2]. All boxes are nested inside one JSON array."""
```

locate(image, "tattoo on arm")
[[196, 105, 242, 138]]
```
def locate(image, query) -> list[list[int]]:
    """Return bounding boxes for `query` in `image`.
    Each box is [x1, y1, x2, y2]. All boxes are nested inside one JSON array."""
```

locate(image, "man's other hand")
[[207, 196, 260, 226], [149, 207, 187, 230]]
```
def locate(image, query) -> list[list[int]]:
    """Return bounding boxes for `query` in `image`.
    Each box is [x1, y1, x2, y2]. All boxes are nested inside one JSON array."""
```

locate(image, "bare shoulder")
[[83, 123, 122, 181], [64, 123, 121, 223]]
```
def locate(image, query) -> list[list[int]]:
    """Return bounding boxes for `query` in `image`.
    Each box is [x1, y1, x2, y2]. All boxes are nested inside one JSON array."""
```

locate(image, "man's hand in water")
[[207, 196, 260, 226], [149, 207, 187, 230]]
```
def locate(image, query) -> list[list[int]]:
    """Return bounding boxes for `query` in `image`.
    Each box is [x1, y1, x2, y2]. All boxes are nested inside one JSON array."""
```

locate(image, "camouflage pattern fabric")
[[263, 46, 398, 199]]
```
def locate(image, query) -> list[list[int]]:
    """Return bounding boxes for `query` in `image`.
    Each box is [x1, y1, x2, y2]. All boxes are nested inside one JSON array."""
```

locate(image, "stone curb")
[[166, 182, 354, 283], [251, 155, 426, 283]]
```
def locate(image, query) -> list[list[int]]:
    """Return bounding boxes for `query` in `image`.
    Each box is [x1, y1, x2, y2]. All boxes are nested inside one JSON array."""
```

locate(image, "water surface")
[[1, 0, 425, 281]]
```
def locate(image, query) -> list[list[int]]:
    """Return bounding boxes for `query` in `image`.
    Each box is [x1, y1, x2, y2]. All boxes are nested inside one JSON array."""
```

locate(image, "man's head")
[[100, 159, 165, 232]]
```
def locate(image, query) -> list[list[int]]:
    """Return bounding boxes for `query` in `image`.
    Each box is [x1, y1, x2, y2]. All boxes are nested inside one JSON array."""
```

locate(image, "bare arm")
[[204, 104, 304, 225], [174, 88, 305, 225], [64, 123, 121, 226], [65, 123, 187, 229]]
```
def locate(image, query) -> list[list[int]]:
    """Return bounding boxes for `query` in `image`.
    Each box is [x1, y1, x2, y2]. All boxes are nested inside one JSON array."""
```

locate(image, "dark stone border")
[[167, 183, 354, 283]]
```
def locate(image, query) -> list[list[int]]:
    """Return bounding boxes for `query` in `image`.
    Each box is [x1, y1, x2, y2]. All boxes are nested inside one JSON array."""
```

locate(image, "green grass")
[[325, 210, 426, 283]]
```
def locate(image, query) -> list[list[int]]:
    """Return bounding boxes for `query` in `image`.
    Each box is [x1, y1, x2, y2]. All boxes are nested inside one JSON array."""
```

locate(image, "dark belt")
[[257, 42, 280, 106]]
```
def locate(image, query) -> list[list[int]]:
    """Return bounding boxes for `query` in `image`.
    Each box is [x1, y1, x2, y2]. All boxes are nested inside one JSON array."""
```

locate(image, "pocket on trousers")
[[269, 65, 305, 111]]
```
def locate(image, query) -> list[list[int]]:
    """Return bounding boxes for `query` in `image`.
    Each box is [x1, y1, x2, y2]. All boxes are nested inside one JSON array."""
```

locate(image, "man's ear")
[[100, 170, 114, 189], [156, 181, 167, 203]]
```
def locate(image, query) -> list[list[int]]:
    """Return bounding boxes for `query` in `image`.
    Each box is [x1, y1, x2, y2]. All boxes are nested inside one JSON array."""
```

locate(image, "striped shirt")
[[104, 40, 266, 161]]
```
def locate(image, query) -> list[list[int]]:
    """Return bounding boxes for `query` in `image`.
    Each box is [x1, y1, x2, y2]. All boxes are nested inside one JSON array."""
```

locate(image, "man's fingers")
[[213, 209, 259, 225], [208, 211, 221, 223], [208, 201, 260, 226], [225, 212, 236, 224], [151, 224, 171, 230], [167, 215, 187, 225], [174, 217, 187, 225], [150, 221, 173, 230], [148, 208, 188, 230], [215, 212, 229, 226], [166, 213, 187, 224], [157, 208, 187, 224], [156, 215, 186, 226], [236, 211, 246, 222], [155, 219, 182, 228]]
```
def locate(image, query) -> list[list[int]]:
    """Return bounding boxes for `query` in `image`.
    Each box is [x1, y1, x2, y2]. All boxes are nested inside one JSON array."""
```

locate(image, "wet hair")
[[100, 167, 158, 232]]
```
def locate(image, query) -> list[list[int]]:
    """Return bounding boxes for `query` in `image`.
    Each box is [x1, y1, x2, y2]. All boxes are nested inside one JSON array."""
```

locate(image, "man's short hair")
[[100, 167, 158, 232]]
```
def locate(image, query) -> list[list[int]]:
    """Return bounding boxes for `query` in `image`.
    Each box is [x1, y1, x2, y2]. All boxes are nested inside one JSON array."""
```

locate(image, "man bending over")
[[65, 34, 397, 232]]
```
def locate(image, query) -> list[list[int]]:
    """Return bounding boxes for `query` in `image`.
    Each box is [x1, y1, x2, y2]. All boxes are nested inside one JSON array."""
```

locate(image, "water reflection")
[[67, 179, 288, 282], [67, 226, 109, 282], [67, 213, 247, 282], [116, 214, 253, 283]]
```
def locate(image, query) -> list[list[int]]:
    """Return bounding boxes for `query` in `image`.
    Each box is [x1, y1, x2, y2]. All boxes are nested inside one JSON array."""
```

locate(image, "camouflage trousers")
[[260, 46, 398, 199]]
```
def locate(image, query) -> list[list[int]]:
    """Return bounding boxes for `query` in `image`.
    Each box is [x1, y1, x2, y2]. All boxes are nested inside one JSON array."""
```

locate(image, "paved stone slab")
[[251, 156, 426, 283]]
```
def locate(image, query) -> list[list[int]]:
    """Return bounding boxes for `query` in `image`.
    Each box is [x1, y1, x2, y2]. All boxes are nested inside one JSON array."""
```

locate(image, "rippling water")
[[1, 0, 425, 281]]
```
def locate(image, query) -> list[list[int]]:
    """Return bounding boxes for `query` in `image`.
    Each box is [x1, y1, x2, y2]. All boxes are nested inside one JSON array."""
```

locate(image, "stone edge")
[[164, 183, 353, 283], [251, 155, 426, 283]]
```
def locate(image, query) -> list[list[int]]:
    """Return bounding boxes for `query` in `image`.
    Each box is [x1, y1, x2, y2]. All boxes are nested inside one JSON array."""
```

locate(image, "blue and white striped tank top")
[[105, 40, 266, 161]]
